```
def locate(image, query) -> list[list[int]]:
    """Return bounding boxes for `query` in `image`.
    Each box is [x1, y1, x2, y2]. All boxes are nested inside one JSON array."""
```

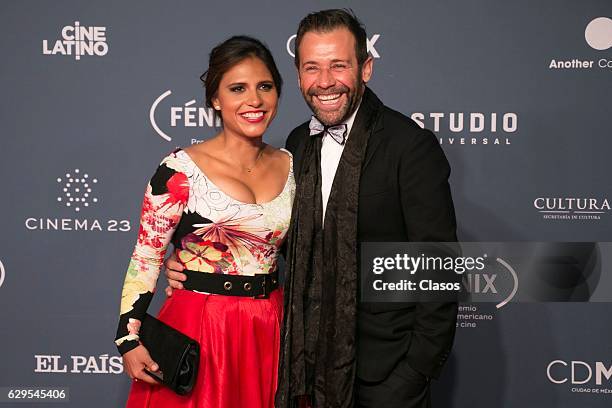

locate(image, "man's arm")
[[399, 128, 458, 379]]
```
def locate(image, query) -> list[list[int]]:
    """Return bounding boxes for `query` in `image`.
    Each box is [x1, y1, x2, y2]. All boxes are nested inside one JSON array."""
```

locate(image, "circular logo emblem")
[[57, 169, 99, 213], [585, 17, 612, 51]]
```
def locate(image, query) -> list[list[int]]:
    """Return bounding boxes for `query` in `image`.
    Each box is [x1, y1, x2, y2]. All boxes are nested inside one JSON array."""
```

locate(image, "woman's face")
[[212, 56, 278, 139]]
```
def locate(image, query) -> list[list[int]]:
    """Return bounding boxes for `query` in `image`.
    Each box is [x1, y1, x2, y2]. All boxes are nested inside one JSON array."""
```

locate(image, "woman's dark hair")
[[200, 36, 283, 109], [294, 9, 368, 68]]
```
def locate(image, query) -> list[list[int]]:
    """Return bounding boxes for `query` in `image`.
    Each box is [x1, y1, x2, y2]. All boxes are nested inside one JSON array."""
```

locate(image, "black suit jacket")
[[285, 88, 457, 382]]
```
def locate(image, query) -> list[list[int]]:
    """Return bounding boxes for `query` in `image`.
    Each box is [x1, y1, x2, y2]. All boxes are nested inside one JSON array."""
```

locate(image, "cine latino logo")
[[42, 21, 108, 60]]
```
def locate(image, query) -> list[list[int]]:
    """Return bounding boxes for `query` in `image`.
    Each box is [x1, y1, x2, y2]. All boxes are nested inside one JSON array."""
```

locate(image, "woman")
[[115, 36, 294, 407]]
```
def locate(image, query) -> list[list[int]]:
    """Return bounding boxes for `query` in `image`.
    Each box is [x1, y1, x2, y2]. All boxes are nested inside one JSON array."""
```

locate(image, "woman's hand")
[[122, 344, 161, 384]]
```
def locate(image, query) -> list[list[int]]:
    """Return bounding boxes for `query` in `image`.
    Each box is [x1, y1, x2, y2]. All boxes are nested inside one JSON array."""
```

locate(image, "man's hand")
[[297, 395, 312, 408], [164, 253, 187, 297]]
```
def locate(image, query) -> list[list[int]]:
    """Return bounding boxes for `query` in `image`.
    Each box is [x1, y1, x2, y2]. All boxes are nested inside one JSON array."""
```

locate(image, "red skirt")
[[126, 288, 283, 408]]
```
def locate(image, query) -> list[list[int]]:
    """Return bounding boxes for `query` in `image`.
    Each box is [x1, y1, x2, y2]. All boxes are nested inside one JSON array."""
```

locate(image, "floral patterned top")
[[115, 148, 295, 354]]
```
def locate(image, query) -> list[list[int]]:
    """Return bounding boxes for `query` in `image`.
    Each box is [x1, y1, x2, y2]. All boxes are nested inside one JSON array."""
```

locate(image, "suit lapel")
[[352, 87, 385, 172], [324, 88, 383, 209]]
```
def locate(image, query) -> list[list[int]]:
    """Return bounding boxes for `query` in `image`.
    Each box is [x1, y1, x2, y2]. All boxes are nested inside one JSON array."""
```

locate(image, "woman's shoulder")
[[172, 138, 217, 162], [267, 145, 293, 161], [265, 145, 293, 170], [143, 148, 191, 193], [260, 146, 291, 185], [154, 147, 192, 175], [181, 139, 218, 163], [181, 141, 206, 156]]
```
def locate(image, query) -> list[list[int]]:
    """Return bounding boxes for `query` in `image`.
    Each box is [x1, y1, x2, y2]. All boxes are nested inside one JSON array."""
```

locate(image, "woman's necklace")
[[243, 146, 265, 174]]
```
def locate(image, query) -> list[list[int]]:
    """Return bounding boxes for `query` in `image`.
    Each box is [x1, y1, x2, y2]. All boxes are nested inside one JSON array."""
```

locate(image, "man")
[[166, 9, 457, 408]]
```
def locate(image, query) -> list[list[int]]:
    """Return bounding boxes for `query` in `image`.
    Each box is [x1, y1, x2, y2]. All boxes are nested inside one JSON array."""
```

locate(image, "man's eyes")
[[303, 64, 348, 72]]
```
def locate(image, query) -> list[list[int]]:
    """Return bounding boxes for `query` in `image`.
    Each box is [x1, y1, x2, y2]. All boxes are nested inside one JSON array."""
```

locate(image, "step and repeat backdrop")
[[1, 1, 611, 407]]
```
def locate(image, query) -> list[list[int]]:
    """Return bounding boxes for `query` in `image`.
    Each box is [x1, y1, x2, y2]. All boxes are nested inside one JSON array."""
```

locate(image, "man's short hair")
[[294, 9, 368, 68]]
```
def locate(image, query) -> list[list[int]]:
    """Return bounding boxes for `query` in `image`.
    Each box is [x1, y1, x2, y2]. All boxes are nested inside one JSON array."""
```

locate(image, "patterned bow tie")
[[309, 116, 348, 145]]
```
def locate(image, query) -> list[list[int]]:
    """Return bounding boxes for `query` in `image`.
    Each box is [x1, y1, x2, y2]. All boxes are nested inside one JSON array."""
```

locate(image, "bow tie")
[[309, 116, 347, 145]]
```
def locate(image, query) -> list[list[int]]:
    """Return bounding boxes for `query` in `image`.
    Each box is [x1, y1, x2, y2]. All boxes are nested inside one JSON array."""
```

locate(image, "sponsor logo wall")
[[549, 17, 612, 69], [24, 170, 131, 232], [411, 112, 518, 146], [34, 354, 123, 375], [149, 90, 221, 143], [42, 22, 108, 60], [547, 360, 612, 394], [534, 197, 611, 221], [2, 2, 611, 407]]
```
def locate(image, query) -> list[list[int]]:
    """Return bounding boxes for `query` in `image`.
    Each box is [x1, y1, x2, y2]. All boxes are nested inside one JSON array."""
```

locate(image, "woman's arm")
[[115, 152, 189, 354]]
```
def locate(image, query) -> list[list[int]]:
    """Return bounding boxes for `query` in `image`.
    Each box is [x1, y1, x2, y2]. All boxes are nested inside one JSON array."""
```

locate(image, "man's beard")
[[304, 80, 364, 126]]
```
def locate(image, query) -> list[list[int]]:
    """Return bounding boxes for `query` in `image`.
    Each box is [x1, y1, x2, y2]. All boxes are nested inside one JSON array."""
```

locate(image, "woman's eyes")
[[229, 83, 274, 92]]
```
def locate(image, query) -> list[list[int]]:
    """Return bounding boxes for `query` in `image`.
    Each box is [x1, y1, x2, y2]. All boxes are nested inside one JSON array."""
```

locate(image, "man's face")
[[297, 27, 373, 126]]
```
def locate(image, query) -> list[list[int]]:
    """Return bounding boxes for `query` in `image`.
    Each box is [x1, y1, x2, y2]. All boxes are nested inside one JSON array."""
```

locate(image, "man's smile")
[[313, 92, 346, 109]]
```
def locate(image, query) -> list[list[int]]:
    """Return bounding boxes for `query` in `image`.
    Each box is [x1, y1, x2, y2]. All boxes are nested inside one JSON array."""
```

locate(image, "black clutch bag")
[[139, 313, 200, 395]]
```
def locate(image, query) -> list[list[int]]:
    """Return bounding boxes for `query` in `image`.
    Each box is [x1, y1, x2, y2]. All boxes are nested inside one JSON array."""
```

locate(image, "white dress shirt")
[[320, 103, 361, 223]]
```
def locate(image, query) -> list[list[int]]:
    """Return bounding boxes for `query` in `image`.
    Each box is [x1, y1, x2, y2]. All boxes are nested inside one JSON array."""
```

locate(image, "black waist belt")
[[182, 269, 279, 299]]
